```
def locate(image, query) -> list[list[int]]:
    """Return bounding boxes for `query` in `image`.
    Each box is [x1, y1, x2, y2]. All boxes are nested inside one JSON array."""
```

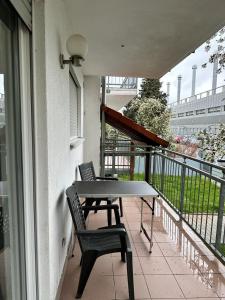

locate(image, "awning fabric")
[[101, 105, 169, 147]]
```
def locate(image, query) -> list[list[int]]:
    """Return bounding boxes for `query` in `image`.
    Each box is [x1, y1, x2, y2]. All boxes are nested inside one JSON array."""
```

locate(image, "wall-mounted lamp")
[[60, 34, 88, 69]]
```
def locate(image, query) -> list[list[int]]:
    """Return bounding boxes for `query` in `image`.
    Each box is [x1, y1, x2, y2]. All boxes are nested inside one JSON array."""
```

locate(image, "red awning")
[[101, 105, 169, 147]]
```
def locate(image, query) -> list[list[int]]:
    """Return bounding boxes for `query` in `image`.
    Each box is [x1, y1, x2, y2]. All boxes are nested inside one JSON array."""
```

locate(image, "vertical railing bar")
[[160, 149, 165, 193], [215, 181, 225, 250], [209, 182, 217, 244], [191, 171, 198, 229], [204, 177, 212, 241], [195, 173, 202, 230], [180, 158, 186, 217], [200, 176, 207, 236], [187, 169, 193, 224], [172, 159, 177, 209], [185, 168, 190, 222]]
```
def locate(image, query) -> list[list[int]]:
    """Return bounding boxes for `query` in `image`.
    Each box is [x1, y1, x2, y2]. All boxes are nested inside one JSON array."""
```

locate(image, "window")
[[196, 109, 205, 115], [69, 72, 80, 139], [208, 106, 221, 113], [186, 111, 194, 116]]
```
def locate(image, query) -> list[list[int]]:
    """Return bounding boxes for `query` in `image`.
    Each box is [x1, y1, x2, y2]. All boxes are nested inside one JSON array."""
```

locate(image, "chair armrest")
[[78, 227, 127, 237], [82, 204, 121, 224], [96, 176, 118, 181]]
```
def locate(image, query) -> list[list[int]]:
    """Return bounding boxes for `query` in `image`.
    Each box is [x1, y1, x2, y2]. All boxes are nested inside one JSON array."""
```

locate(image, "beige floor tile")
[[175, 274, 218, 298], [195, 255, 225, 274], [158, 242, 183, 256], [124, 206, 140, 214], [183, 298, 219, 300], [125, 213, 141, 221], [112, 256, 142, 275], [166, 256, 196, 274], [135, 242, 163, 257], [130, 230, 152, 244], [92, 255, 113, 276], [153, 231, 175, 243], [114, 274, 150, 299], [145, 274, 184, 298], [81, 275, 115, 300], [139, 256, 172, 274], [209, 273, 225, 297], [127, 221, 142, 230]]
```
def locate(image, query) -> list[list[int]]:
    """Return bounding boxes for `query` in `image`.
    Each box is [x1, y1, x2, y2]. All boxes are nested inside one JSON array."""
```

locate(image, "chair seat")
[[80, 232, 122, 252]]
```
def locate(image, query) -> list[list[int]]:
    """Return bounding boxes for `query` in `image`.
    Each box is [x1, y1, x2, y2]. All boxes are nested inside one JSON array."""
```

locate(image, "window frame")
[[69, 66, 82, 148]]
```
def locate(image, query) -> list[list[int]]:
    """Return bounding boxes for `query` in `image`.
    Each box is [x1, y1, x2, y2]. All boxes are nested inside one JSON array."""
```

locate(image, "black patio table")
[[73, 180, 158, 253]]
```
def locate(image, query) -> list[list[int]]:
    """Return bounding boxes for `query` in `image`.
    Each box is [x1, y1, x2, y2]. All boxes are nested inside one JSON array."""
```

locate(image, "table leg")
[[140, 199, 143, 233], [140, 197, 156, 253]]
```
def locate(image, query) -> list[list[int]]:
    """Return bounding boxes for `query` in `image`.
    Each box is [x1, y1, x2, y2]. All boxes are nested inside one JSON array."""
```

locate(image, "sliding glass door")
[[0, 1, 26, 299]]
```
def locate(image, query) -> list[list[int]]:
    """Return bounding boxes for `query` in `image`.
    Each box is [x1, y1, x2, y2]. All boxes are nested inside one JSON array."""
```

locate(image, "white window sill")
[[70, 137, 85, 150]]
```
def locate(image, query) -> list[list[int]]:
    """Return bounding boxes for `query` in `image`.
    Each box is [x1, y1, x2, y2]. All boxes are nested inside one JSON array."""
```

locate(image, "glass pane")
[[0, 16, 23, 299], [69, 74, 78, 137], [0, 18, 12, 300]]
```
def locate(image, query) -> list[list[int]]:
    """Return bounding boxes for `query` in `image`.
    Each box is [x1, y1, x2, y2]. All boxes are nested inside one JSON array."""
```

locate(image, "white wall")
[[106, 92, 136, 111], [83, 76, 101, 174], [33, 1, 84, 299]]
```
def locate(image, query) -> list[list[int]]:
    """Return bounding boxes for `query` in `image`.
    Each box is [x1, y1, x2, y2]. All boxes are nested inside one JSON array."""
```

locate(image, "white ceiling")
[[65, 0, 225, 78]]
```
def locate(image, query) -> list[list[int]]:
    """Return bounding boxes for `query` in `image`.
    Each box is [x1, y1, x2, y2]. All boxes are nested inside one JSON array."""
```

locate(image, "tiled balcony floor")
[[60, 197, 225, 300]]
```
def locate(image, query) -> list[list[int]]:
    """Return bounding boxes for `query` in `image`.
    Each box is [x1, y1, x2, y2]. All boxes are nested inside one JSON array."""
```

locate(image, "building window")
[[69, 72, 80, 139], [196, 109, 205, 115], [178, 113, 184, 117], [186, 111, 194, 116], [208, 106, 221, 113]]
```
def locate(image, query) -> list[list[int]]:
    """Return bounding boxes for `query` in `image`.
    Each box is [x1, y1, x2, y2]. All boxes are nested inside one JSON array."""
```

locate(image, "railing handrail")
[[105, 140, 225, 173], [169, 84, 225, 108]]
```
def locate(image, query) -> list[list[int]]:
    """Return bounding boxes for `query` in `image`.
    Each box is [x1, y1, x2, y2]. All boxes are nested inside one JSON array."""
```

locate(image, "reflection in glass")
[[0, 18, 12, 299]]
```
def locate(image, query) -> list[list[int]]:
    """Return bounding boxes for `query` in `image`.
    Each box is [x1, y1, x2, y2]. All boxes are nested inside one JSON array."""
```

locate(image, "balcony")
[[60, 140, 225, 299]]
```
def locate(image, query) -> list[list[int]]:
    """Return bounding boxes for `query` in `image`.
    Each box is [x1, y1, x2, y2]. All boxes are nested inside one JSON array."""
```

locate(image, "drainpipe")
[[100, 76, 106, 176], [191, 65, 197, 96], [177, 75, 182, 104], [212, 57, 218, 94], [166, 82, 170, 102]]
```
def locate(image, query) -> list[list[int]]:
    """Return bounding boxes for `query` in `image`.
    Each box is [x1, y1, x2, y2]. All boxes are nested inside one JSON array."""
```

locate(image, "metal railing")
[[106, 76, 137, 92], [103, 139, 225, 262], [169, 84, 225, 108]]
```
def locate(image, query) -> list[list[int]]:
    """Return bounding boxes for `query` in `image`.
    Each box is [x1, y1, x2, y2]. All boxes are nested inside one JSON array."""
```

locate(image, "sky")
[[0, 74, 3, 94], [160, 32, 225, 104]]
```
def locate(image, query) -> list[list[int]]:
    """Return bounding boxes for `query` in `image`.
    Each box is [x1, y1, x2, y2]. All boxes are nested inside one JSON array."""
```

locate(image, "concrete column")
[[83, 76, 101, 173], [212, 57, 218, 94], [177, 75, 182, 103], [166, 82, 170, 101], [191, 65, 197, 96]]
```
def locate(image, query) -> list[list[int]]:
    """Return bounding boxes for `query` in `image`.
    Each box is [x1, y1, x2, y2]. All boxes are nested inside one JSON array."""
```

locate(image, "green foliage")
[[124, 97, 171, 138], [123, 78, 170, 138], [139, 78, 167, 105], [135, 98, 171, 138], [152, 174, 220, 213], [198, 124, 225, 162]]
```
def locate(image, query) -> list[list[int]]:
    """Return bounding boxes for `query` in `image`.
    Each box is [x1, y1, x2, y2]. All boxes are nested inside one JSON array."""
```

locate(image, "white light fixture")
[[60, 34, 88, 68]]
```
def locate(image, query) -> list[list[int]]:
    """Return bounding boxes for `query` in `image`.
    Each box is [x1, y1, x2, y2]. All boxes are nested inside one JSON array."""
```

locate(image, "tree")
[[123, 78, 170, 138], [198, 124, 225, 163], [202, 26, 225, 73], [123, 78, 167, 122], [135, 98, 171, 138], [139, 78, 167, 105]]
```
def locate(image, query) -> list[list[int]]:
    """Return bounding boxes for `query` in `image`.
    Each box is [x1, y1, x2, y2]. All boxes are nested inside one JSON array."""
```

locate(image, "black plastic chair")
[[78, 161, 123, 226], [66, 185, 134, 299]]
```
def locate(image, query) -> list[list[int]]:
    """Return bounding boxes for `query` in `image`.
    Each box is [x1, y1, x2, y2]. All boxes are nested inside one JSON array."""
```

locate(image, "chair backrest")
[[79, 161, 96, 181], [66, 185, 86, 233]]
